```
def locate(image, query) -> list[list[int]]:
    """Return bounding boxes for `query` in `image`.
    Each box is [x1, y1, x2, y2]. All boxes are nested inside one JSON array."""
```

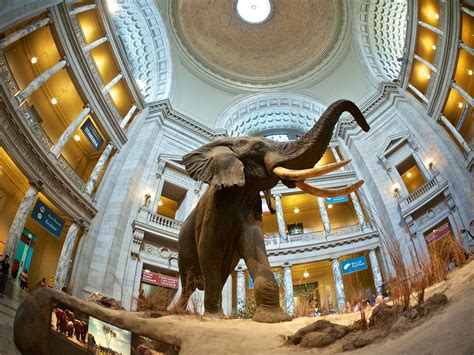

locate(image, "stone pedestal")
[[331, 258, 346, 313]]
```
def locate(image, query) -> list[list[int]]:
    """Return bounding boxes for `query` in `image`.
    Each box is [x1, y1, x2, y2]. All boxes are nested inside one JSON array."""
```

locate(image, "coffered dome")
[[168, 0, 349, 89]]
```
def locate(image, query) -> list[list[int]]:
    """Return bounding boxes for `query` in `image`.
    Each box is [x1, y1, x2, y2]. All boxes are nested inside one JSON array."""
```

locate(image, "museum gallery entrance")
[[423, 219, 460, 268], [138, 265, 179, 311]]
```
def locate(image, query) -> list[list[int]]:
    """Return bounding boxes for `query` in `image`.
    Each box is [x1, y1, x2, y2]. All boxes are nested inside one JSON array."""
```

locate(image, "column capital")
[[282, 261, 292, 268], [28, 180, 43, 191], [273, 193, 282, 198]]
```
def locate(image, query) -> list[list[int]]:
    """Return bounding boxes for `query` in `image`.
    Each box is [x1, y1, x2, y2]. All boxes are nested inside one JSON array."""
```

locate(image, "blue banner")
[[81, 118, 104, 151], [31, 199, 65, 238], [341, 256, 368, 275], [325, 196, 349, 204], [249, 272, 281, 289]]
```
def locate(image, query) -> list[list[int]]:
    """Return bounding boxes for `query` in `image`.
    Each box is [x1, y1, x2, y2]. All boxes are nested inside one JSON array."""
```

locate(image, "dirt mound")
[[287, 293, 449, 351]]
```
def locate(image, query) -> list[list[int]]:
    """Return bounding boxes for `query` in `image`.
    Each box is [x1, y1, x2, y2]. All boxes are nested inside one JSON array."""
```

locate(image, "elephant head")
[[183, 99, 369, 197]]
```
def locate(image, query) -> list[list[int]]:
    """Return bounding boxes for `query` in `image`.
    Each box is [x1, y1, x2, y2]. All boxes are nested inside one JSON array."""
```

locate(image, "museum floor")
[[0, 284, 22, 355]]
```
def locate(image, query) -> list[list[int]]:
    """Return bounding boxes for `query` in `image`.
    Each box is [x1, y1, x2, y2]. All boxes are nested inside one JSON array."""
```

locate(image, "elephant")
[[177, 99, 370, 322]]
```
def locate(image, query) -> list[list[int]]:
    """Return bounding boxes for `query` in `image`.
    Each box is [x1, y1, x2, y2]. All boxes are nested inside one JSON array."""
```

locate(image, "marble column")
[[369, 249, 383, 295], [83, 36, 108, 53], [331, 258, 346, 313], [4, 184, 39, 258], [236, 266, 246, 313], [350, 192, 366, 230], [282, 263, 295, 315], [84, 143, 114, 195], [69, 4, 96, 15], [101, 73, 123, 94], [120, 105, 137, 129], [54, 222, 80, 290], [0, 17, 51, 49], [318, 197, 331, 237], [50, 105, 90, 157], [274, 194, 287, 241], [16, 59, 67, 103], [330, 146, 345, 171]]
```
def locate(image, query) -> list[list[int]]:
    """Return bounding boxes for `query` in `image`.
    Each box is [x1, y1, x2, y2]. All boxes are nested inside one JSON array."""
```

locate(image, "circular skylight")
[[236, 0, 272, 24]]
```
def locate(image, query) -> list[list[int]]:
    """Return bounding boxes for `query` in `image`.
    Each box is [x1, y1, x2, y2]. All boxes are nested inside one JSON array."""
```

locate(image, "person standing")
[[19, 269, 28, 292], [0, 255, 10, 297], [11, 259, 19, 281]]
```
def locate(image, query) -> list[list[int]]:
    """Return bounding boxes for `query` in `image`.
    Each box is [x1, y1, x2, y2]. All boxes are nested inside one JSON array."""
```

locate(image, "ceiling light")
[[158, 200, 163, 206], [425, 73, 431, 80], [431, 45, 436, 50], [458, 102, 463, 109], [468, 69, 473, 76], [434, 13, 439, 19], [31, 57, 38, 64], [236, 0, 272, 24], [293, 207, 300, 214], [407, 172, 412, 178], [303, 270, 309, 278], [51, 97, 58, 105], [327, 204, 333, 209], [73, 134, 80, 141]]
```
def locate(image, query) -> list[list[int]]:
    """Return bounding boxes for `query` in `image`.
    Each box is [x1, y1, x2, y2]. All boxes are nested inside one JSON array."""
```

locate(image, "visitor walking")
[[0, 255, 10, 297], [11, 259, 19, 281], [19, 269, 28, 292]]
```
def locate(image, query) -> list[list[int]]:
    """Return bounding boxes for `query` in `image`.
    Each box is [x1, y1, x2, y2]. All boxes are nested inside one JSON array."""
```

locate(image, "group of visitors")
[[0, 254, 30, 296]]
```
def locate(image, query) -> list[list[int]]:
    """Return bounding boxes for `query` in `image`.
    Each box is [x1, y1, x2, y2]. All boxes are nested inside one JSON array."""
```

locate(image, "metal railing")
[[288, 230, 325, 243]]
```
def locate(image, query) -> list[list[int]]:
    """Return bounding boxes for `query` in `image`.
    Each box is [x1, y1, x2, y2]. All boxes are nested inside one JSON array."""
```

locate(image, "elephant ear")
[[182, 145, 245, 189]]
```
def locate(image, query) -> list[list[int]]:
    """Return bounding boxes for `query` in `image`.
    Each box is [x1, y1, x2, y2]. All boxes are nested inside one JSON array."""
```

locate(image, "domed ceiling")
[[168, 0, 349, 89]]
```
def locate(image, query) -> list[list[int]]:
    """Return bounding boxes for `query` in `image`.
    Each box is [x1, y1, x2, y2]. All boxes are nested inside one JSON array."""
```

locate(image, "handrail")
[[403, 177, 437, 205], [331, 224, 362, 236], [147, 211, 183, 231]]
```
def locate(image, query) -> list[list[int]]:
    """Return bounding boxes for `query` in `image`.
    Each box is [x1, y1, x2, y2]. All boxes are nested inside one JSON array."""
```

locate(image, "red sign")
[[424, 223, 451, 245], [141, 270, 179, 289]]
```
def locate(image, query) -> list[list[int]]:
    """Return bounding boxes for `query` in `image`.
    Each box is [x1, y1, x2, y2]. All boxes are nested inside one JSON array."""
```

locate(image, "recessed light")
[[425, 73, 431, 79], [431, 45, 436, 50], [434, 13, 439, 19], [327, 204, 333, 209], [458, 102, 463, 109], [468, 69, 473, 76], [407, 172, 412, 178], [158, 200, 163, 206], [293, 207, 299, 214], [31, 57, 38, 64], [303, 270, 309, 278], [51, 97, 58, 105], [73, 134, 81, 141]]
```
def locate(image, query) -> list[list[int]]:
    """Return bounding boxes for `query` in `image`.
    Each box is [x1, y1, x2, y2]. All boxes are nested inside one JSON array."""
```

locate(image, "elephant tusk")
[[294, 180, 364, 198], [273, 160, 351, 181]]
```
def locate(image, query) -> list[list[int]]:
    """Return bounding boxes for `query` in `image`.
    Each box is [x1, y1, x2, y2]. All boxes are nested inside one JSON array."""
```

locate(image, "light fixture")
[[73, 134, 81, 141], [31, 57, 38, 64], [431, 44, 437, 50], [158, 200, 163, 206], [458, 102, 463, 109], [393, 186, 400, 198], [303, 270, 309, 278], [425, 73, 431, 80], [407, 172, 412, 178], [236, 0, 272, 24], [434, 13, 439, 19], [327, 204, 333, 209], [468, 69, 473, 76], [293, 207, 300, 214], [51, 97, 58, 105]]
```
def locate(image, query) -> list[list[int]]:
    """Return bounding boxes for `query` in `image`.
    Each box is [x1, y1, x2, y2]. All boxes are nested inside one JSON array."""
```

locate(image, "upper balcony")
[[397, 172, 449, 218]]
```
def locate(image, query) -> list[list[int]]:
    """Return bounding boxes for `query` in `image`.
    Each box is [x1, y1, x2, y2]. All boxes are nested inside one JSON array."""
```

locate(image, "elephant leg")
[[238, 223, 292, 323]]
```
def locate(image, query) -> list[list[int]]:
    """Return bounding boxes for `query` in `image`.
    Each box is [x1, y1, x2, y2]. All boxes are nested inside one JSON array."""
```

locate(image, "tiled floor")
[[0, 282, 26, 355]]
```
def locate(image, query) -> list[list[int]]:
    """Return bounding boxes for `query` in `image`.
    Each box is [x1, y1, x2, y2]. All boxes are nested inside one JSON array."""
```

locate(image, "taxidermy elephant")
[[178, 99, 370, 322]]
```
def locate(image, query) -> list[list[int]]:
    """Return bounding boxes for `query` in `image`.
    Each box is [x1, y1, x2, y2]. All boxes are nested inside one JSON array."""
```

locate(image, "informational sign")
[[20, 228, 37, 247], [341, 256, 368, 275], [31, 199, 65, 238], [249, 272, 281, 289], [424, 223, 451, 245], [141, 270, 179, 289], [80, 118, 104, 151], [325, 196, 349, 204]]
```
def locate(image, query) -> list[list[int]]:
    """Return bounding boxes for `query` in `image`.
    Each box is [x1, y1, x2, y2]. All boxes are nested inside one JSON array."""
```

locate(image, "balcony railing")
[[402, 177, 438, 205], [147, 211, 183, 232], [331, 224, 362, 236], [288, 230, 325, 242]]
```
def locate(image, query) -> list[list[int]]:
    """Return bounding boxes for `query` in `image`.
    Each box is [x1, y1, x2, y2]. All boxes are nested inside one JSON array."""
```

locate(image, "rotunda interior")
[[0, 0, 473, 353]]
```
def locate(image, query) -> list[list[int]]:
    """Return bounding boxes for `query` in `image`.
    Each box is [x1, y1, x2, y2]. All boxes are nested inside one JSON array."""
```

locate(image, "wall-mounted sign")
[[341, 256, 368, 275], [141, 270, 179, 289], [325, 196, 349, 204], [80, 118, 104, 151], [31, 199, 64, 238], [424, 222, 451, 245], [249, 272, 281, 289]]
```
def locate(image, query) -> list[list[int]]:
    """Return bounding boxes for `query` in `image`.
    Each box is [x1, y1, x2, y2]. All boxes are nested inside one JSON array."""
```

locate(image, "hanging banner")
[[141, 270, 179, 289], [325, 196, 349, 204], [31, 199, 64, 238], [341, 256, 368, 275], [424, 223, 451, 245], [80, 118, 104, 151]]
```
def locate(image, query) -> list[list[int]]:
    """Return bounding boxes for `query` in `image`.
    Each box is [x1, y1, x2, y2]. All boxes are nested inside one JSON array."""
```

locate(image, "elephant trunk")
[[272, 99, 369, 170]]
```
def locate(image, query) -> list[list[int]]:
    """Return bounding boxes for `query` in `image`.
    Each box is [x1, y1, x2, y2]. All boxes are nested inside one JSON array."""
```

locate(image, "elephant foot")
[[252, 307, 292, 323]]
